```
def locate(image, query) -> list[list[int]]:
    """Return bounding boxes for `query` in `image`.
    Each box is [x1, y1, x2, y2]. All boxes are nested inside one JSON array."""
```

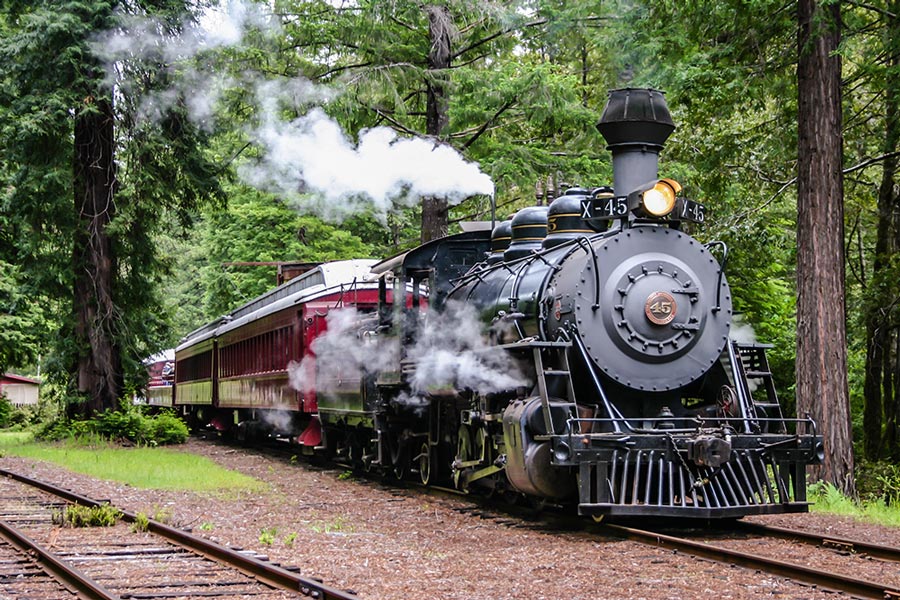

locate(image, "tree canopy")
[[2, 0, 899, 489]]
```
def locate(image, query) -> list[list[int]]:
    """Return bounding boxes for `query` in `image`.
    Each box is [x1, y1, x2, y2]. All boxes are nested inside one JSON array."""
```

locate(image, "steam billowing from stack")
[[92, 0, 494, 222]]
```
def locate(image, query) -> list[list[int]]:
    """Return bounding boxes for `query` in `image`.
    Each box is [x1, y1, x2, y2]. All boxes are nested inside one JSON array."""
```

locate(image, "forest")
[[0, 0, 897, 495]]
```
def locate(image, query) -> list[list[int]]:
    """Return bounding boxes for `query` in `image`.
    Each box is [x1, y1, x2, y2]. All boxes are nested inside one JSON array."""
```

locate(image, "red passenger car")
[[174, 260, 380, 443], [139, 350, 175, 407]]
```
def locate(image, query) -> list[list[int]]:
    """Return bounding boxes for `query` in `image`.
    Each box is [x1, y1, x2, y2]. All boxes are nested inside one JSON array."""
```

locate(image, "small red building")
[[0, 373, 40, 406]]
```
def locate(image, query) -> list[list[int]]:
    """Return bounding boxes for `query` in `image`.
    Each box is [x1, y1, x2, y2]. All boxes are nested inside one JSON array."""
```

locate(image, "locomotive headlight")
[[641, 179, 681, 217]]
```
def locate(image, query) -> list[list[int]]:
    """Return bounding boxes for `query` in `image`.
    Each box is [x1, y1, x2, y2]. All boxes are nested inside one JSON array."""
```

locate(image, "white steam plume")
[[94, 0, 279, 64], [729, 314, 757, 345], [288, 302, 526, 402], [92, 0, 495, 222], [407, 301, 525, 396], [241, 107, 495, 221], [287, 308, 399, 396]]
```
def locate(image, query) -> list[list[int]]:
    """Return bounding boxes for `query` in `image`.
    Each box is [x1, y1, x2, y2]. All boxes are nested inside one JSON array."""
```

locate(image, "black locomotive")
[[177, 88, 822, 520]]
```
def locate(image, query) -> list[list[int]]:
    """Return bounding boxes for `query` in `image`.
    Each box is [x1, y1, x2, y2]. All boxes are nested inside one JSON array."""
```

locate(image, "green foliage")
[[132, 512, 150, 533], [148, 413, 190, 445], [810, 481, 900, 528], [0, 395, 11, 428], [0, 431, 34, 446], [54, 504, 123, 528], [37, 408, 188, 446], [0, 261, 45, 373], [151, 505, 172, 524], [92, 409, 149, 442], [0, 1, 222, 408], [258, 526, 277, 545], [857, 462, 900, 506], [167, 185, 374, 327]]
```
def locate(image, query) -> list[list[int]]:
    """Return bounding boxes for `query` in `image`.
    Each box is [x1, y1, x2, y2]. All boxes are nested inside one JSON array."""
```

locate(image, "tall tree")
[[863, 10, 900, 460], [72, 29, 120, 414], [796, 0, 855, 494], [860, 0, 900, 461], [0, 1, 220, 413], [421, 4, 453, 243]]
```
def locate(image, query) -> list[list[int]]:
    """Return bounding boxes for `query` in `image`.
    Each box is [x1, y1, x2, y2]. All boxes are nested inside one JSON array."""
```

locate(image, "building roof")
[[0, 373, 41, 386]]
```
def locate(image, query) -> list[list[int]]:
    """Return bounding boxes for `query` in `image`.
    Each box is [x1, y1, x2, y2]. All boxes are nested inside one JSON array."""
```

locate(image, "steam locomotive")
[[173, 88, 822, 519]]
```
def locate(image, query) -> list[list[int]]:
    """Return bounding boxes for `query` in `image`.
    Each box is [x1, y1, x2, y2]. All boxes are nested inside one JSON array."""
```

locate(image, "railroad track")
[[215, 435, 900, 599], [332, 459, 900, 598], [0, 467, 356, 600], [605, 523, 900, 600], [732, 520, 900, 562]]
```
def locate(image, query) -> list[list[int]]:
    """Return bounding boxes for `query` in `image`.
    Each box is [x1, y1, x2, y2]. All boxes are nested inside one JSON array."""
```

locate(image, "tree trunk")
[[72, 87, 121, 416], [796, 0, 855, 495], [862, 0, 900, 462], [887, 331, 900, 459], [421, 5, 452, 244]]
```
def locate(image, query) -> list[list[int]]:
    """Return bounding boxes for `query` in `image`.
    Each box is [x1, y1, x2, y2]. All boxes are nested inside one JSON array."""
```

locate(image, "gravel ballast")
[[3, 439, 896, 599]]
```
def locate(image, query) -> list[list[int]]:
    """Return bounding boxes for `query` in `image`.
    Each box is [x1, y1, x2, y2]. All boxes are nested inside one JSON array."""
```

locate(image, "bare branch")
[[845, 1, 897, 19], [371, 108, 423, 137], [843, 150, 900, 175], [451, 19, 548, 61], [314, 61, 373, 81], [461, 99, 516, 150]]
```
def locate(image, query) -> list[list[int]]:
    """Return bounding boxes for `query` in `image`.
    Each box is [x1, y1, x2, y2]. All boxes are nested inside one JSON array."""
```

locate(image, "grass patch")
[[54, 504, 122, 527], [309, 516, 353, 534], [810, 482, 900, 527], [3, 440, 267, 494], [0, 431, 35, 446]]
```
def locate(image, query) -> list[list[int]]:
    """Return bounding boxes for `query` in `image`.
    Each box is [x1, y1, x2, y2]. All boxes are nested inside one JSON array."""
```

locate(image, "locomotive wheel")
[[391, 447, 408, 480], [418, 442, 432, 485]]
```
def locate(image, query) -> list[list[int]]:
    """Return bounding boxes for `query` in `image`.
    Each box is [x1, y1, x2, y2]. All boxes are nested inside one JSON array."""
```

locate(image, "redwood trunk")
[[73, 90, 121, 416], [421, 5, 452, 243], [796, 0, 855, 494]]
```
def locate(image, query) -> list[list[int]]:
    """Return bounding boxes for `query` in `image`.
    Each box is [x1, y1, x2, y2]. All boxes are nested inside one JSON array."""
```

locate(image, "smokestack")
[[596, 88, 675, 198]]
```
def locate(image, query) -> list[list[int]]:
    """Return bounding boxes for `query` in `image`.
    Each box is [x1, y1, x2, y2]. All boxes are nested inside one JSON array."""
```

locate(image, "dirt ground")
[[3, 439, 896, 599]]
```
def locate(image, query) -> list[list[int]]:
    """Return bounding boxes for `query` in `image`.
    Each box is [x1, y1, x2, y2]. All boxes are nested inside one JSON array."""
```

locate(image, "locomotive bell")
[[597, 88, 675, 199], [504, 206, 549, 261], [543, 189, 595, 249]]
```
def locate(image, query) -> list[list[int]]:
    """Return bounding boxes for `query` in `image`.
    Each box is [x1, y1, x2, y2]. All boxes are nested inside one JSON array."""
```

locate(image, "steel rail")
[[0, 468, 357, 600], [603, 523, 900, 600], [219, 436, 900, 598], [0, 518, 117, 600], [732, 520, 900, 562]]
